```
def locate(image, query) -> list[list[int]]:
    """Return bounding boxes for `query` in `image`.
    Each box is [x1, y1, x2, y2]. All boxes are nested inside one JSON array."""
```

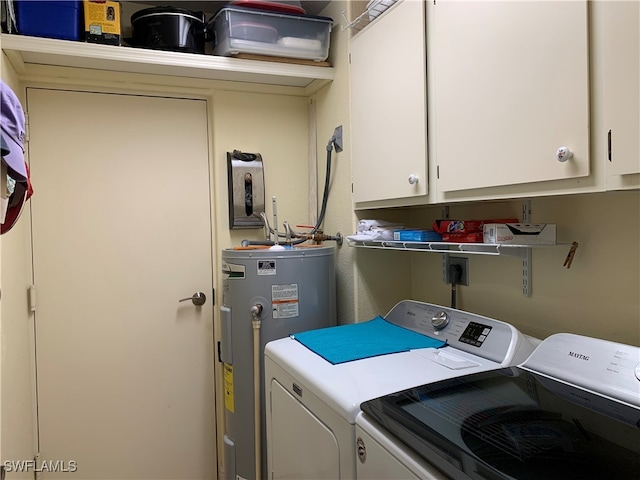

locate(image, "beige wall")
[[314, 1, 639, 347], [416, 192, 640, 345], [312, 1, 359, 325], [0, 54, 314, 478], [333, 0, 638, 344], [313, 0, 415, 326], [1, 51, 37, 475], [349, 191, 640, 345], [211, 90, 311, 254], [1, 2, 638, 477]]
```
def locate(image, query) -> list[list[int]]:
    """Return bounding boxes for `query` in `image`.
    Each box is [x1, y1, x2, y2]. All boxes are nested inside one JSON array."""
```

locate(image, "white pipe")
[[272, 196, 279, 246], [250, 304, 263, 480], [308, 99, 318, 226], [270, 196, 285, 251]]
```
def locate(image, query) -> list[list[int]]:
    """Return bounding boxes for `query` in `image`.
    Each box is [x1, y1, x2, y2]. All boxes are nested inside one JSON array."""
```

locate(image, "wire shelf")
[[342, 8, 373, 33], [347, 239, 566, 259], [342, 0, 399, 33]]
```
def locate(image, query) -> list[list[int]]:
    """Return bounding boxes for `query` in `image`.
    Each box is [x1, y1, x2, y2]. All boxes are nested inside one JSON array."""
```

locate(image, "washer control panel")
[[385, 300, 527, 365], [458, 321, 492, 348]]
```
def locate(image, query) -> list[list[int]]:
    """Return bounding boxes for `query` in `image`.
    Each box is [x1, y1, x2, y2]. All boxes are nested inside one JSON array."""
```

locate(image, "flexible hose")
[[287, 143, 333, 245], [242, 136, 336, 247], [315, 140, 334, 232]]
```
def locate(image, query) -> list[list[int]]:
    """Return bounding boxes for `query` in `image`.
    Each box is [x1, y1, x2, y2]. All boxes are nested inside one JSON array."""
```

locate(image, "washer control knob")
[[431, 311, 450, 330]]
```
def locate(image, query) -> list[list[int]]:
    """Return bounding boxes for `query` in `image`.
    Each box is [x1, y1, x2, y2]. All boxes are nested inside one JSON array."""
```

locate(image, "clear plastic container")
[[210, 6, 333, 62]]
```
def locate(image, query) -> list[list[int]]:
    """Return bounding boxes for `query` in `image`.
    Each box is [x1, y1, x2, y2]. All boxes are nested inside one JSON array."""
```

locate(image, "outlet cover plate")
[[446, 256, 469, 286]]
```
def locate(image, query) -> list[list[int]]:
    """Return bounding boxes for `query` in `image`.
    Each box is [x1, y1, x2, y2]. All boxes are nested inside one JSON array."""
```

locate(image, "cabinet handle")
[[408, 174, 419, 185], [607, 130, 612, 162], [556, 146, 573, 162]]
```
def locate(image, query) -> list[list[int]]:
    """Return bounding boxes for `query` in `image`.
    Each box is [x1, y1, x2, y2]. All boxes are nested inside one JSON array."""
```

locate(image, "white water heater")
[[220, 245, 336, 480]]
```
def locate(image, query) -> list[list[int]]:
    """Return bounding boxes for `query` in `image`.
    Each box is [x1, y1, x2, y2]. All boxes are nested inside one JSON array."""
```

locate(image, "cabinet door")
[[350, 0, 427, 204], [602, 1, 640, 177], [433, 1, 590, 192]]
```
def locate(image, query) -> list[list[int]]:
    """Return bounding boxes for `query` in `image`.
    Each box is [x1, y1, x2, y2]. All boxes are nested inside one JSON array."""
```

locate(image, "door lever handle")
[[179, 292, 206, 306]]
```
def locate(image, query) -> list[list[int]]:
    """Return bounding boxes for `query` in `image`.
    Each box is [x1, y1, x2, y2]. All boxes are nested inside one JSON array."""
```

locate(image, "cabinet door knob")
[[408, 174, 419, 185], [556, 146, 573, 162]]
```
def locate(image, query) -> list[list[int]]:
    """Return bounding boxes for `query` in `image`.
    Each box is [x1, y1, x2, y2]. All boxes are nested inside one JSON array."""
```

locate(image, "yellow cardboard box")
[[84, 0, 121, 45]]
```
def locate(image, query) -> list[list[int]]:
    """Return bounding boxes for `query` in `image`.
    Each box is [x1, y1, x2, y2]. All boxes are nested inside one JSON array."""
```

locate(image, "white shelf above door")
[[1, 34, 334, 91]]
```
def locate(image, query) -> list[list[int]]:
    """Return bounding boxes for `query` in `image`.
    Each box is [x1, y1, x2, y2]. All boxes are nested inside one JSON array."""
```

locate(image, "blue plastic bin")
[[15, 1, 83, 41]]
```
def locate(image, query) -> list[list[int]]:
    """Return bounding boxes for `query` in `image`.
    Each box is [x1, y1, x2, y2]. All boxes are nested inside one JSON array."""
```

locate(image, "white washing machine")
[[264, 300, 536, 479], [355, 413, 442, 479], [356, 333, 640, 480]]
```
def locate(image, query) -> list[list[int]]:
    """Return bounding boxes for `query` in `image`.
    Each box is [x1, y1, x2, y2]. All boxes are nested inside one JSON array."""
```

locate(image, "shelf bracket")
[[522, 248, 532, 297], [342, 9, 370, 32], [521, 200, 532, 297], [441, 206, 450, 283]]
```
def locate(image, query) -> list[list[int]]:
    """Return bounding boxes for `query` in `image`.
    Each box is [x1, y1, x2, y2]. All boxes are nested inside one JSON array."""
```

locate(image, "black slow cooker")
[[129, 7, 207, 54]]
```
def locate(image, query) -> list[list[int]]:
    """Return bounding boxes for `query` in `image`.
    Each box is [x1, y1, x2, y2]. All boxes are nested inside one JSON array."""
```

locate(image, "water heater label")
[[257, 260, 276, 276], [224, 363, 234, 413], [222, 262, 245, 280], [272, 283, 299, 319]]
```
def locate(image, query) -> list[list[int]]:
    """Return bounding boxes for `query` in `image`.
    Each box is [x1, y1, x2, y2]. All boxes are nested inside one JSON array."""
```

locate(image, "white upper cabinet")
[[601, 1, 640, 178], [350, 0, 428, 206], [432, 0, 590, 192]]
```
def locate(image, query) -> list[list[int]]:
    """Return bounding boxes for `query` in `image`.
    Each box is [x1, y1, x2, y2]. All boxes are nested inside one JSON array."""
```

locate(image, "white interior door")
[[27, 88, 216, 479]]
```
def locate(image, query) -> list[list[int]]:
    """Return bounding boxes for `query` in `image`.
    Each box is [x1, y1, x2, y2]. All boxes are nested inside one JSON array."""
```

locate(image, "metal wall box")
[[227, 150, 265, 229]]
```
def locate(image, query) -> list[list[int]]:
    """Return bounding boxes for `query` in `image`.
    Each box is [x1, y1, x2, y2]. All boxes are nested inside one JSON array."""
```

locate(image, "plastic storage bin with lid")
[[210, 6, 333, 62], [229, 0, 307, 15]]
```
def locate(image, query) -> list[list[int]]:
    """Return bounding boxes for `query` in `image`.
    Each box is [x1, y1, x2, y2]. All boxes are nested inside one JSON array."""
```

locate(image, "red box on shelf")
[[432, 218, 519, 235], [441, 232, 485, 243]]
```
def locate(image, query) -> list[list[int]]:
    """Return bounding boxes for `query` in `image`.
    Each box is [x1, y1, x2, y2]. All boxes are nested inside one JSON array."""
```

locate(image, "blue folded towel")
[[292, 315, 446, 364]]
